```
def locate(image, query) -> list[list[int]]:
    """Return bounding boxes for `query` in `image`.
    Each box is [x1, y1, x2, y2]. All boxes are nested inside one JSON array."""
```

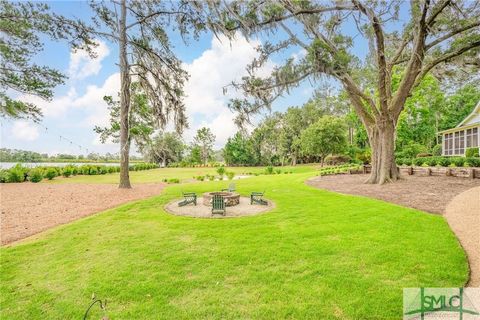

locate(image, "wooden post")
[[426, 168, 432, 176], [468, 168, 475, 179], [446, 168, 452, 176], [407, 167, 413, 175]]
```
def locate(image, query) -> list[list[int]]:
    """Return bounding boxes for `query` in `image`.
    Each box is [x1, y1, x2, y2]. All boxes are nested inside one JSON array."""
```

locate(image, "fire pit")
[[203, 192, 240, 206]]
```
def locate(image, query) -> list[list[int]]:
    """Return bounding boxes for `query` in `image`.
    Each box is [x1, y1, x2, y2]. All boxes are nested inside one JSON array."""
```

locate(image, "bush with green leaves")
[[62, 166, 73, 178], [413, 158, 425, 166], [29, 168, 44, 183], [466, 147, 479, 158], [265, 166, 274, 174], [168, 178, 180, 184], [466, 157, 480, 167], [216, 166, 226, 177], [226, 171, 235, 180], [431, 144, 442, 156], [452, 157, 465, 167], [44, 168, 57, 180], [7, 165, 28, 183], [438, 157, 451, 167]]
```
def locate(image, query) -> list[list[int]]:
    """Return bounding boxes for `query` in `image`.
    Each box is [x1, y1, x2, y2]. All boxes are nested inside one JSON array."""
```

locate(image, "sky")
[[0, 1, 406, 157]]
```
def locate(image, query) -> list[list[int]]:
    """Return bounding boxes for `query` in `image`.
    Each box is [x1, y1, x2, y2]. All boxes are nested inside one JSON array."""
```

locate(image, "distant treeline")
[[0, 148, 144, 163]]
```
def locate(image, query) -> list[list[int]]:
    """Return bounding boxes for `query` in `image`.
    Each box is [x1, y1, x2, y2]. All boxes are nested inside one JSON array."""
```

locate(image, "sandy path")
[[0, 183, 165, 245], [307, 174, 480, 214], [445, 186, 480, 287]]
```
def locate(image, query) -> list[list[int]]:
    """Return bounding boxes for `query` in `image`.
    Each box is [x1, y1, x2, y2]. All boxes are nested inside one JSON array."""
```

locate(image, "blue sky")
[[1, 1, 408, 156]]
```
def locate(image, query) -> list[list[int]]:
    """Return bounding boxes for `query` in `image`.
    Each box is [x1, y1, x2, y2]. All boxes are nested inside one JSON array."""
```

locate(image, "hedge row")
[[396, 156, 480, 168], [319, 164, 362, 176], [0, 163, 158, 183]]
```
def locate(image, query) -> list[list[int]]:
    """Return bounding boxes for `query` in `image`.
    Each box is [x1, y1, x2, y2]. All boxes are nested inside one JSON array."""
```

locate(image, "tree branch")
[[426, 21, 480, 50]]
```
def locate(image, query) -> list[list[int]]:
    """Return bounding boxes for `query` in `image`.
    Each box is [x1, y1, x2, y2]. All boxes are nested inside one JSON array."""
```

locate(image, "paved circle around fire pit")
[[164, 196, 275, 218]]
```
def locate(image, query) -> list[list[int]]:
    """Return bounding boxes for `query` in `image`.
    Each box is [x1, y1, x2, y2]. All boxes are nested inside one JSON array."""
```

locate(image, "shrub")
[[108, 166, 117, 173], [98, 166, 108, 175], [425, 157, 438, 166], [438, 157, 451, 167], [466, 157, 480, 167], [466, 147, 479, 158], [355, 148, 371, 164], [29, 168, 44, 183], [413, 158, 425, 166], [226, 171, 235, 180], [325, 154, 351, 165], [168, 178, 180, 184], [196, 175, 205, 181], [265, 166, 274, 174], [396, 158, 404, 166], [216, 166, 226, 177], [275, 169, 281, 174], [0, 170, 9, 183], [432, 144, 442, 156], [396, 142, 427, 159], [452, 157, 465, 167], [44, 168, 57, 180], [62, 166, 73, 178], [89, 167, 98, 175], [7, 165, 27, 183]]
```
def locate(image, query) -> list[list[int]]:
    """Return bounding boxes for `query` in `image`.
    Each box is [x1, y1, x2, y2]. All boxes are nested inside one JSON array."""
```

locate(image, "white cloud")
[[11, 120, 39, 141], [183, 34, 273, 148], [69, 40, 110, 80]]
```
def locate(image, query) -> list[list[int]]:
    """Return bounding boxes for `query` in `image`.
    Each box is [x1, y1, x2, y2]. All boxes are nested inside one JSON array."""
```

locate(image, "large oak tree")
[[206, 0, 480, 184]]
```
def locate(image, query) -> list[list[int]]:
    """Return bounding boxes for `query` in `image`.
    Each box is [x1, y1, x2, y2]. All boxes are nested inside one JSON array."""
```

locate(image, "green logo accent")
[[404, 287, 479, 319]]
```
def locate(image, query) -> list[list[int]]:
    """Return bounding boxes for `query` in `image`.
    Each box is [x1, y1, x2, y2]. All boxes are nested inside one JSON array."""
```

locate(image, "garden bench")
[[250, 191, 268, 205], [178, 192, 197, 207], [211, 194, 226, 215], [221, 183, 236, 192]]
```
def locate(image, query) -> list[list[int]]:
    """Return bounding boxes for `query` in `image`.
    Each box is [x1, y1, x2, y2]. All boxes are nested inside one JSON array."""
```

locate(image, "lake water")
[[0, 162, 121, 169]]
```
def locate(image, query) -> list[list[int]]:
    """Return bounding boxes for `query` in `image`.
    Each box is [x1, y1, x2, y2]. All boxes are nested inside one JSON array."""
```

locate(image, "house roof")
[[456, 100, 480, 127], [437, 100, 480, 135]]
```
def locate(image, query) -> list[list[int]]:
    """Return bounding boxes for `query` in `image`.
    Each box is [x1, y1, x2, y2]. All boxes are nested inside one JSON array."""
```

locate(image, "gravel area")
[[0, 183, 165, 245], [445, 186, 480, 287], [306, 174, 480, 214], [164, 196, 274, 218]]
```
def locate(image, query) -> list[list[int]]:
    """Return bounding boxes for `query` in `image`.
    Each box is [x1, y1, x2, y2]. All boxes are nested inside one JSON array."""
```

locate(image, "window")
[[444, 133, 453, 155], [454, 131, 465, 155], [466, 127, 478, 148]]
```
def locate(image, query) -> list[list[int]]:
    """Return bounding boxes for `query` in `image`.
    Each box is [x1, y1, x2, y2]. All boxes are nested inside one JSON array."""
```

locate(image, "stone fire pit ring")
[[203, 191, 240, 206]]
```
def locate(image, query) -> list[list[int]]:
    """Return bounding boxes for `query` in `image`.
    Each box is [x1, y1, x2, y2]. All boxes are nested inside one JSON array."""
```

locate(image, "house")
[[438, 101, 480, 156]]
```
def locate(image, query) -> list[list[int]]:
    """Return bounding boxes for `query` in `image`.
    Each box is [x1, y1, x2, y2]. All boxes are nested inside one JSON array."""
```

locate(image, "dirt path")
[[306, 174, 480, 214], [445, 186, 480, 287], [0, 183, 165, 245]]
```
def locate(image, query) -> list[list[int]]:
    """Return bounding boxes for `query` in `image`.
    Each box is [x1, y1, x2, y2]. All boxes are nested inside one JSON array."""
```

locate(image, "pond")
[[0, 162, 121, 169]]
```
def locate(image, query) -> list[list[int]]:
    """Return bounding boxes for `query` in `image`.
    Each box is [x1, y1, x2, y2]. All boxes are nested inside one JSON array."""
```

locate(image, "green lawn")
[[0, 171, 468, 319], [46, 165, 317, 184]]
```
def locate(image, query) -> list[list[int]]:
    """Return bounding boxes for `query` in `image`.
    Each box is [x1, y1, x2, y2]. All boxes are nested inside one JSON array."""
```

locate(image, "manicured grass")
[[0, 172, 467, 319], [46, 165, 317, 184]]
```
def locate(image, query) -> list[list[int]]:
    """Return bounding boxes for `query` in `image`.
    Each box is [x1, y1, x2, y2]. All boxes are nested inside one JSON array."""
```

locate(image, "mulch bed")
[[0, 183, 165, 245], [306, 173, 480, 215]]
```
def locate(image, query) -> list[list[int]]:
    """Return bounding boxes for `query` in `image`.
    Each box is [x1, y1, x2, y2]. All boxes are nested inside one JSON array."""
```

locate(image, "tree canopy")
[[0, 0, 93, 121]]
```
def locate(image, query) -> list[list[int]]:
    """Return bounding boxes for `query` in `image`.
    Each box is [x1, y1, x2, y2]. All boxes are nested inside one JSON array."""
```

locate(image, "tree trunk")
[[118, 0, 131, 189], [365, 119, 399, 184], [291, 154, 297, 166]]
